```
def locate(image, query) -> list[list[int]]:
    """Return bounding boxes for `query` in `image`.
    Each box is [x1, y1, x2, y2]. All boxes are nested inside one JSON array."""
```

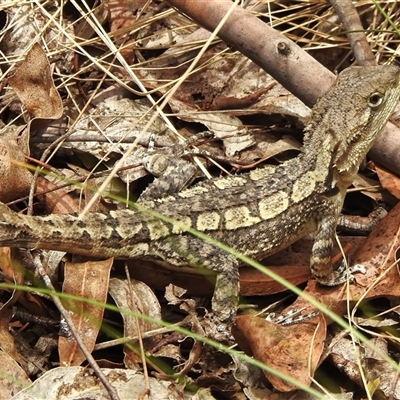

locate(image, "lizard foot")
[[266, 307, 319, 325], [315, 261, 367, 286]]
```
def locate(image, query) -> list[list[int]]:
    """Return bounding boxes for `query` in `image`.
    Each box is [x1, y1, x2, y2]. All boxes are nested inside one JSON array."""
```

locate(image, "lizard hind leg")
[[210, 254, 240, 333], [151, 235, 240, 336]]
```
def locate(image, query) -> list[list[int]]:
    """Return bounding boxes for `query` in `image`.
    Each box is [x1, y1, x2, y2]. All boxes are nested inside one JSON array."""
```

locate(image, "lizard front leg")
[[310, 211, 366, 286], [140, 155, 197, 201], [139, 131, 216, 202]]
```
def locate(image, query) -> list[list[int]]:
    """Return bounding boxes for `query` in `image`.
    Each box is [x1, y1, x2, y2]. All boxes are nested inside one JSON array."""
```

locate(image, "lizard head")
[[304, 65, 400, 187]]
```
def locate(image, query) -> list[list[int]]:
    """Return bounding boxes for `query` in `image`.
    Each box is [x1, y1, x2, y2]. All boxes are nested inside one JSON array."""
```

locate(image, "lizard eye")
[[368, 92, 385, 109]]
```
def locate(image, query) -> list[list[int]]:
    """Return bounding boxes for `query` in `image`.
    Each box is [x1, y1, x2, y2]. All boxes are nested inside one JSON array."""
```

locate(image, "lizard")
[[0, 65, 399, 335]]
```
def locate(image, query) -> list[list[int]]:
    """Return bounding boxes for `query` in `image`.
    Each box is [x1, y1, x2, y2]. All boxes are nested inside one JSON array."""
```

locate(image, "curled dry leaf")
[[74, 2, 108, 40], [231, 355, 271, 398], [351, 172, 384, 203], [108, 277, 162, 369], [58, 258, 113, 367], [0, 43, 64, 203], [8, 43, 63, 130], [126, 259, 215, 297]]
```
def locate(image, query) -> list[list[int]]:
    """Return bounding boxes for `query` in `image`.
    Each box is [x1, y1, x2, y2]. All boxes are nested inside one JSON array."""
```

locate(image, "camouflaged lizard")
[[0, 65, 399, 334]]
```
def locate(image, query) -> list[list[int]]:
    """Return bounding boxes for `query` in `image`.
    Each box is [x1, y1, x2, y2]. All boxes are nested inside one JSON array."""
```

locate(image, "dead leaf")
[[0, 306, 27, 372], [35, 176, 81, 214], [108, 0, 141, 64], [0, 126, 32, 203], [58, 258, 113, 367], [375, 163, 400, 200], [8, 43, 63, 130], [108, 277, 161, 369], [331, 336, 400, 398], [11, 366, 195, 400], [0, 349, 31, 397], [0, 248, 27, 370], [65, 96, 168, 185], [234, 313, 326, 391], [352, 172, 385, 203]]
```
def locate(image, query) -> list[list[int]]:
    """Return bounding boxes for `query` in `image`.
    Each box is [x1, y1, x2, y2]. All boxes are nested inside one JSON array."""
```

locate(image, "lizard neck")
[[299, 133, 338, 191]]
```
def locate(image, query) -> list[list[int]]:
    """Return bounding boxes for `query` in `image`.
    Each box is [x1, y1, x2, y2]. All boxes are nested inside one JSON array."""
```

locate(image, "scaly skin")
[[0, 65, 399, 333]]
